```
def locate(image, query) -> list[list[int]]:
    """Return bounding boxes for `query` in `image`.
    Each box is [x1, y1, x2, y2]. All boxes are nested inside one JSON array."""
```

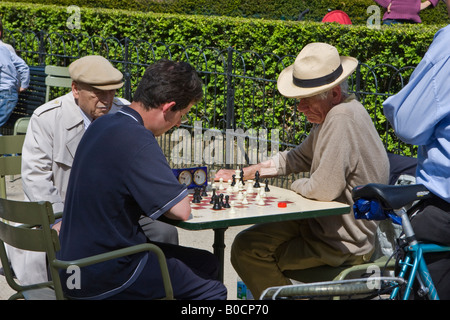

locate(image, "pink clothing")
[[374, 0, 440, 23]]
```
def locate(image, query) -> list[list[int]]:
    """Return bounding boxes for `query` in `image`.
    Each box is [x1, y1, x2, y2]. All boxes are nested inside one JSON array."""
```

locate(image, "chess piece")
[[201, 185, 208, 197], [264, 179, 270, 192], [223, 195, 231, 208], [242, 192, 248, 204], [253, 171, 260, 188], [233, 180, 240, 192], [229, 201, 236, 214], [259, 187, 266, 198], [226, 180, 233, 192], [240, 169, 245, 186], [219, 178, 224, 190], [257, 197, 265, 205], [192, 188, 201, 203], [212, 195, 222, 210], [210, 188, 217, 204], [231, 174, 236, 186], [247, 180, 254, 193]]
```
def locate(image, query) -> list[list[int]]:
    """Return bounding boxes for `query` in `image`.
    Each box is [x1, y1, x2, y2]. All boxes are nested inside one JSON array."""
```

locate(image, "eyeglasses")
[[180, 113, 189, 124]]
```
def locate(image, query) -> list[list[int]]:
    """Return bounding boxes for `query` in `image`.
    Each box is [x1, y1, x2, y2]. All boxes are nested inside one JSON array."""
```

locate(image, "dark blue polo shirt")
[[58, 106, 188, 299]]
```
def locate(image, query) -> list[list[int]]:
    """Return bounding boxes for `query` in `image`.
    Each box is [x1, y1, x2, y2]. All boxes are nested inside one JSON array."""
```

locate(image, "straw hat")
[[69, 55, 124, 90], [277, 43, 358, 98]]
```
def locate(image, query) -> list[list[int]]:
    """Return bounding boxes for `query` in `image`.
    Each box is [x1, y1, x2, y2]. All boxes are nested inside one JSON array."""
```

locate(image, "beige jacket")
[[273, 97, 389, 256], [21, 92, 128, 213]]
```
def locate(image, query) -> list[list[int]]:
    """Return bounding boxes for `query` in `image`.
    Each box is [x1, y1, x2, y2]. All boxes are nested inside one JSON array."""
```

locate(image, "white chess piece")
[[227, 179, 233, 192], [257, 197, 265, 205], [229, 201, 236, 214], [260, 187, 266, 198], [237, 191, 243, 201], [233, 181, 240, 192], [235, 170, 241, 182], [247, 180, 254, 193], [219, 178, 224, 190], [242, 191, 248, 204]]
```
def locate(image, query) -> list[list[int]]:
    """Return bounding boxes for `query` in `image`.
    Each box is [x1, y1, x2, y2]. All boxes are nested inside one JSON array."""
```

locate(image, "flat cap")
[[69, 55, 124, 90]]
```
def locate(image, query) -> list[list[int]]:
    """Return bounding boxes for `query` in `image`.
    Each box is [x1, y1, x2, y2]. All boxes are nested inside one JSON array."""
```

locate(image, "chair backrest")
[[13, 117, 31, 135], [0, 135, 26, 198], [45, 66, 72, 102], [0, 198, 63, 299], [0, 197, 174, 300]]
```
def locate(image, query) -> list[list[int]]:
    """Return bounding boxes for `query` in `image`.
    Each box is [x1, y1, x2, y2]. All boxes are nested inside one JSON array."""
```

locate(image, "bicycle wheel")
[[261, 277, 405, 300]]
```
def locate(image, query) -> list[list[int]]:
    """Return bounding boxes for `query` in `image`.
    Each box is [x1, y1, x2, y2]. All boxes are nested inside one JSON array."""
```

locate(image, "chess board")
[[189, 189, 293, 210], [183, 182, 350, 228]]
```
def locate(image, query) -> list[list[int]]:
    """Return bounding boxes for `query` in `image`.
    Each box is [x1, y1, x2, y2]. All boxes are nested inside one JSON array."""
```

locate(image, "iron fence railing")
[[4, 30, 416, 187]]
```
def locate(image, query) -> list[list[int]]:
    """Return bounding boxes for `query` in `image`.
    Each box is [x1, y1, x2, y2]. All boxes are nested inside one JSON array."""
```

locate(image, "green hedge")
[[9, 0, 450, 24], [1, 2, 446, 155], [0, 1, 443, 64]]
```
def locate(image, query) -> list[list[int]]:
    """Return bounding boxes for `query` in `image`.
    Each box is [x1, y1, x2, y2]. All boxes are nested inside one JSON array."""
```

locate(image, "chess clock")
[[172, 166, 208, 189]]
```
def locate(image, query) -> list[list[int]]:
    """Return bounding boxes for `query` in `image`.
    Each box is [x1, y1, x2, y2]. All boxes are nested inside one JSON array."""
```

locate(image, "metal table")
[[165, 184, 351, 282]]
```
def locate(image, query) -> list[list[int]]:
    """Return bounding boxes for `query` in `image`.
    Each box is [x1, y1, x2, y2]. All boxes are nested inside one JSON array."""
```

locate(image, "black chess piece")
[[223, 195, 231, 208], [231, 174, 236, 186], [212, 195, 222, 210], [264, 179, 270, 192], [240, 169, 245, 185], [210, 188, 217, 204], [253, 171, 260, 188], [201, 185, 208, 197], [192, 188, 201, 203]]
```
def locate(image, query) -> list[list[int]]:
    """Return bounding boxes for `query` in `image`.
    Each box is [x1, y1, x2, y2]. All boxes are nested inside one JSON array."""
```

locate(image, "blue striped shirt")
[[0, 45, 30, 91], [384, 25, 450, 203]]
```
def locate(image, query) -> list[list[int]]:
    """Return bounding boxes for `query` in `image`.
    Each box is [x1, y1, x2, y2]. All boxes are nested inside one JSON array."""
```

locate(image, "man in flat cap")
[[216, 43, 389, 298], [8, 56, 177, 285]]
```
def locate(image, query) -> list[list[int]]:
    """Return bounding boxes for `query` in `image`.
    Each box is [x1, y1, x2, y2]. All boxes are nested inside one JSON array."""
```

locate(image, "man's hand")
[[52, 220, 62, 234], [215, 159, 278, 182]]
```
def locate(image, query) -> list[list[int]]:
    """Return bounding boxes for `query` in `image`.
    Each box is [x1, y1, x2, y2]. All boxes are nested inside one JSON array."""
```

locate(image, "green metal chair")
[[0, 198, 174, 300], [0, 135, 26, 199], [44, 66, 71, 102], [13, 117, 31, 135]]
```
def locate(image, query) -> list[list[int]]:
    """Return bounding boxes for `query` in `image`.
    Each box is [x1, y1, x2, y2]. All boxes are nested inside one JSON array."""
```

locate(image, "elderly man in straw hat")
[[216, 43, 389, 298], [7, 56, 177, 286]]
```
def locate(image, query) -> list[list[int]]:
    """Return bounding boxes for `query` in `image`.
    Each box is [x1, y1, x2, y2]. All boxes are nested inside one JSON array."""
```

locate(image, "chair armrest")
[[52, 243, 173, 299]]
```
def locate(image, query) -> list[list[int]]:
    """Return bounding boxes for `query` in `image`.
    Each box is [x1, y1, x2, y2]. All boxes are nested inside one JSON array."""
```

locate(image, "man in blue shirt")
[[58, 59, 227, 300], [383, 6, 450, 299], [0, 45, 29, 128]]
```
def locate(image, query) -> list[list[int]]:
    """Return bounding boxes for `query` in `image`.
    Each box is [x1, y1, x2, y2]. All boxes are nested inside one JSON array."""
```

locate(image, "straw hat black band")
[[292, 64, 343, 88]]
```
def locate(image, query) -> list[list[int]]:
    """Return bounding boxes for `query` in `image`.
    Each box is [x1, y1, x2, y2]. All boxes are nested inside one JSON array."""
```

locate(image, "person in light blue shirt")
[[383, 19, 450, 299], [0, 45, 30, 128]]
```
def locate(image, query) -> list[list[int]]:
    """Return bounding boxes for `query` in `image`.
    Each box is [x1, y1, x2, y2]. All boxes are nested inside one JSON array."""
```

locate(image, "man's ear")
[[161, 101, 177, 114], [331, 85, 342, 105], [71, 81, 79, 99]]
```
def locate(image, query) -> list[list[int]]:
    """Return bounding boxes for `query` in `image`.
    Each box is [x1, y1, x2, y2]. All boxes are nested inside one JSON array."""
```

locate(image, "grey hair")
[[316, 80, 350, 100]]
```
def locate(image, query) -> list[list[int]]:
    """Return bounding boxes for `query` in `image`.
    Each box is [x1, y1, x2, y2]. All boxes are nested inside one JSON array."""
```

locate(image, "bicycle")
[[260, 183, 450, 300]]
